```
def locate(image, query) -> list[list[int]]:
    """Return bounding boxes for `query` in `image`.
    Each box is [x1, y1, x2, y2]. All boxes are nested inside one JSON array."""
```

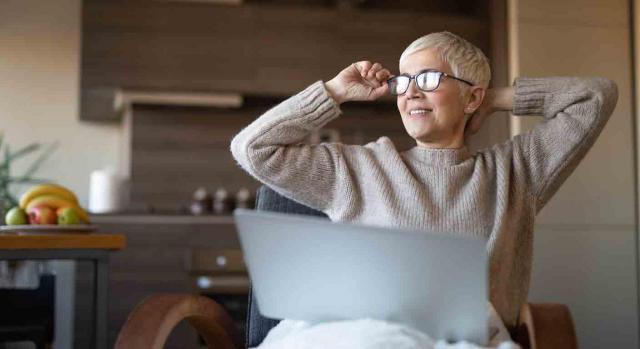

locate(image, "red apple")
[[27, 206, 57, 225]]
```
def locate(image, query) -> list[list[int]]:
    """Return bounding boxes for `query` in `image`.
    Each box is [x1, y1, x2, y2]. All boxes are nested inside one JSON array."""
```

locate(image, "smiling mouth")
[[409, 109, 433, 116]]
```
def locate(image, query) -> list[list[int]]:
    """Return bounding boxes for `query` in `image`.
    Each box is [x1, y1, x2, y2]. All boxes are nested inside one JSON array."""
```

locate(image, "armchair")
[[115, 186, 578, 349]]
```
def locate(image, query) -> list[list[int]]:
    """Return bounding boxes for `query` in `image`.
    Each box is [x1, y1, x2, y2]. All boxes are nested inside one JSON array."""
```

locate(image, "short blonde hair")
[[400, 31, 491, 88]]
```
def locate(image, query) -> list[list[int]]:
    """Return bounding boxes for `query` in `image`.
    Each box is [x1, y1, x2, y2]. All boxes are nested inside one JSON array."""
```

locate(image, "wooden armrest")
[[514, 303, 578, 349], [115, 293, 243, 349]]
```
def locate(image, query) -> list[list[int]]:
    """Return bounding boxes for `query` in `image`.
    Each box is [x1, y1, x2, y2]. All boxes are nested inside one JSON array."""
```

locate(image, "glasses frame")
[[386, 69, 474, 96]]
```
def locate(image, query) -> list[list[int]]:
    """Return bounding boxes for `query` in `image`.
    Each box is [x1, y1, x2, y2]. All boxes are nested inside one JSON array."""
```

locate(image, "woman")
[[231, 31, 618, 348]]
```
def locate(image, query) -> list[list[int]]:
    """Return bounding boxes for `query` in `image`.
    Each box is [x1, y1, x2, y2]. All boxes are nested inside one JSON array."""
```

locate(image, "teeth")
[[410, 109, 431, 115]]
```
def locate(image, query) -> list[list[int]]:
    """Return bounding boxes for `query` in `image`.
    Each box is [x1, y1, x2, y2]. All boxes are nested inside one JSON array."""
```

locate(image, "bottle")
[[190, 187, 212, 215], [235, 187, 253, 209], [213, 188, 233, 215]]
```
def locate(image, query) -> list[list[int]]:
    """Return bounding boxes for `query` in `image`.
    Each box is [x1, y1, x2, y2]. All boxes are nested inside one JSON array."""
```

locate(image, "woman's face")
[[397, 48, 468, 149]]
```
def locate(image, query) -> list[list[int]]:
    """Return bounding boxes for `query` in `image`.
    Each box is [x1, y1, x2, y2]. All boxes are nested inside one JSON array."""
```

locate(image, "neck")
[[415, 137, 465, 149]]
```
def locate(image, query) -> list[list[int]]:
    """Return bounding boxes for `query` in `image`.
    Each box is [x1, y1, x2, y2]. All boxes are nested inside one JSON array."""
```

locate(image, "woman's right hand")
[[325, 61, 391, 104]]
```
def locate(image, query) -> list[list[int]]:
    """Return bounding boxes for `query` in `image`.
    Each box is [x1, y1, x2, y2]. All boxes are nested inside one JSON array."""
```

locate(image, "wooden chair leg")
[[514, 303, 578, 349], [115, 294, 243, 349]]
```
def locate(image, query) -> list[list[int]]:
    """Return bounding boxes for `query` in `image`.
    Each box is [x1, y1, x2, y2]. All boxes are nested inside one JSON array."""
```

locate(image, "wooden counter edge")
[[0, 233, 126, 250]]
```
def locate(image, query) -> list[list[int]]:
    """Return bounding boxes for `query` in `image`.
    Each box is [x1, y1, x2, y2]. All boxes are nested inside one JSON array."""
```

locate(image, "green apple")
[[57, 207, 82, 225], [5, 207, 28, 225]]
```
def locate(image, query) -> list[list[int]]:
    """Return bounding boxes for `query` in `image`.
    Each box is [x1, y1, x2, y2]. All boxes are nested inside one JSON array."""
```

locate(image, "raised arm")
[[230, 61, 391, 211], [474, 77, 618, 212], [514, 77, 617, 211]]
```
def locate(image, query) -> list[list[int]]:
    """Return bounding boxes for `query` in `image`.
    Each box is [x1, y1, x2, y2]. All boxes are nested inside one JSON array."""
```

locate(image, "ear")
[[463, 86, 486, 114]]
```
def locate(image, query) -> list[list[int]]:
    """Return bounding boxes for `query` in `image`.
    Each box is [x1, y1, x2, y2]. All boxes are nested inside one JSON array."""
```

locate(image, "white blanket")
[[252, 305, 521, 349]]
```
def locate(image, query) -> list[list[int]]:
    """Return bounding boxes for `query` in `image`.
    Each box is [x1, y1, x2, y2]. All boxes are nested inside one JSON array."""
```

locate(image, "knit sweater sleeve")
[[230, 81, 346, 211], [511, 77, 618, 212]]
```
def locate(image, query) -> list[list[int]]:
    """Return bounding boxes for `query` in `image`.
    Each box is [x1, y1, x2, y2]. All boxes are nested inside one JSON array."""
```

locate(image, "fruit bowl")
[[0, 224, 97, 234], [5, 183, 93, 230]]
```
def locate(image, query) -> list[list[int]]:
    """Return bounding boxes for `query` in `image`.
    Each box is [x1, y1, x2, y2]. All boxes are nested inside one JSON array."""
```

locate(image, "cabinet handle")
[[196, 275, 249, 293]]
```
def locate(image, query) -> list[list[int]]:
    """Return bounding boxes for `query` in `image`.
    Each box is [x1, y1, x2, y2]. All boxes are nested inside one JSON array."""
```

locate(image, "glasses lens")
[[388, 76, 410, 95], [416, 71, 441, 91]]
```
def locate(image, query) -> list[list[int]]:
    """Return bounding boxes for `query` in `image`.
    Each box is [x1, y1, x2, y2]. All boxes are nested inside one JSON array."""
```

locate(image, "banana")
[[25, 195, 90, 223], [72, 206, 91, 224], [19, 183, 79, 209]]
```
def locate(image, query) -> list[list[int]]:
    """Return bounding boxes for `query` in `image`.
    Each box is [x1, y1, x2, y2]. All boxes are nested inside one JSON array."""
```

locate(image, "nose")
[[405, 79, 422, 99]]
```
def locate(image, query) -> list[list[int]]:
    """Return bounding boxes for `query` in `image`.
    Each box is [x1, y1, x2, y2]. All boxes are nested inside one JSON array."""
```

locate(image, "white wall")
[[0, 2, 123, 348], [0, 0, 123, 207], [509, 0, 638, 347]]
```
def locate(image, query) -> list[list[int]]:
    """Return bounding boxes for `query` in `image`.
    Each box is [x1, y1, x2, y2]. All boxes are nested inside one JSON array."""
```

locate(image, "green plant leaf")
[[8, 143, 41, 162], [2, 144, 9, 170], [21, 141, 59, 179], [0, 135, 6, 174], [3, 145, 10, 183], [8, 177, 48, 184], [6, 193, 17, 207], [0, 139, 56, 205]]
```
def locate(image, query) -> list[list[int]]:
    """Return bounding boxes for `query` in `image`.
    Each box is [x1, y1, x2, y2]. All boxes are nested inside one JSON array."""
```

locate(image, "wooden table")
[[0, 233, 126, 349]]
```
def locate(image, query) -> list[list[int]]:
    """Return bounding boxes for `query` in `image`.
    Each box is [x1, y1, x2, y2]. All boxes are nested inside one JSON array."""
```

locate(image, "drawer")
[[186, 248, 246, 274]]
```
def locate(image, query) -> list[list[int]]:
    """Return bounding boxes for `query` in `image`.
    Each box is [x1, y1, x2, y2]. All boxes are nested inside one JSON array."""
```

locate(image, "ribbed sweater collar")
[[404, 146, 471, 166]]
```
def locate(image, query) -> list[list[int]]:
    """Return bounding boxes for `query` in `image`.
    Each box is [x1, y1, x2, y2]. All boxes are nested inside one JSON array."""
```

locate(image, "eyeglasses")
[[386, 69, 474, 96]]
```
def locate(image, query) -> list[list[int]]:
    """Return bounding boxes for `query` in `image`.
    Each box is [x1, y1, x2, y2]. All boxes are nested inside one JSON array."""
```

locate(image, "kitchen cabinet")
[[80, 0, 489, 120]]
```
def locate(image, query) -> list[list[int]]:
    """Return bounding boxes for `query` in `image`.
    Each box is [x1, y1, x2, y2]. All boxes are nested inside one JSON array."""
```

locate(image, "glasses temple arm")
[[448, 75, 474, 86]]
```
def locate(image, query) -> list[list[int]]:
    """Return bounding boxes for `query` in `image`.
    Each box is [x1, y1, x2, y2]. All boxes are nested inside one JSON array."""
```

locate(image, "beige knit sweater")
[[230, 77, 618, 328]]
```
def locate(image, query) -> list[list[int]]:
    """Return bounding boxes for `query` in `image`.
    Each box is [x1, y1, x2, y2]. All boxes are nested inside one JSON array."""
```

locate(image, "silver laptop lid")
[[234, 208, 488, 344]]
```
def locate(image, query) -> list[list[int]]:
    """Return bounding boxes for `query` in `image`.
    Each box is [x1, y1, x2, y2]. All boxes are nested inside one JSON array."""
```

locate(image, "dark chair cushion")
[[245, 186, 328, 348]]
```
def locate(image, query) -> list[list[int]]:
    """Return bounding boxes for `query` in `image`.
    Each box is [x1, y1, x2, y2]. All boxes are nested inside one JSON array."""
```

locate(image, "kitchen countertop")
[[90, 214, 235, 225]]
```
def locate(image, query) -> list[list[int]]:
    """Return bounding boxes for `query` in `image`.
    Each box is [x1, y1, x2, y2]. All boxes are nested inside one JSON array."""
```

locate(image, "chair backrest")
[[245, 186, 328, 348]]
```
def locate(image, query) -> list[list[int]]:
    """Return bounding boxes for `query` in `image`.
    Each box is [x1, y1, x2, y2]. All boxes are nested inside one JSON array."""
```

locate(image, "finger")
[[367, 63, 382, 80], [375, 69, 391, 81], [364, 63, 384, 87], [376, 83, 389, 97], [368, 83, 389, 100], [356, 61, 373, 78]]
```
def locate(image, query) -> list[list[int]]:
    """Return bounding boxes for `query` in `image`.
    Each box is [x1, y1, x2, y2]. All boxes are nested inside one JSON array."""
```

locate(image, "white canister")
[[89, 169, 128, 214]]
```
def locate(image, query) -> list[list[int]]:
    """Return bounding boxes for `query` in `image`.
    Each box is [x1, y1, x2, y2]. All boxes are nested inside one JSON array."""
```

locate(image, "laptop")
[[234, 208, 489, 345]]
